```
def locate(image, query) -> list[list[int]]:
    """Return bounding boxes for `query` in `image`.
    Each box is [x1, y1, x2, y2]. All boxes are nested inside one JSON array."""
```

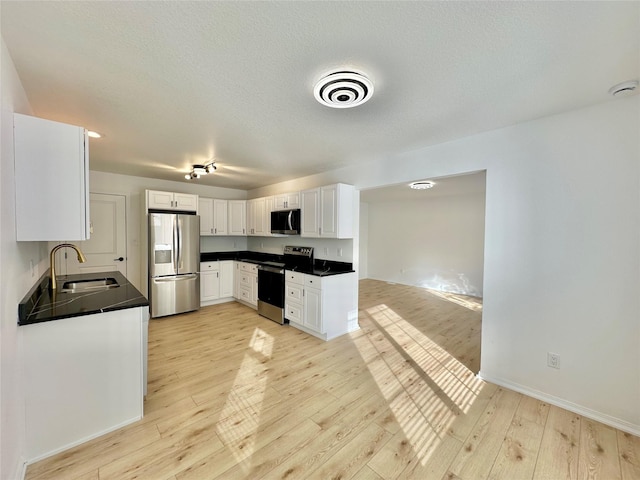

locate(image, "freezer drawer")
[[150, 274, 200, 318]]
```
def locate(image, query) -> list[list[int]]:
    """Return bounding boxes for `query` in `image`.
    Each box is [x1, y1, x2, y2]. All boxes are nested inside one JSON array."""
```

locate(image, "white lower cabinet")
[[234, 261, 258, 308], [200, 262, 221, 303], [219, 261, 234, 298], [201, 261, 235, 306], [285, 270, 357, 340]]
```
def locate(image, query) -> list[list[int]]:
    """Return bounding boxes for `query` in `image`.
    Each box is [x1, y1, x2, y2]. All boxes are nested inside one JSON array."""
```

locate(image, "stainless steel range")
[[257, 261, 286, 324], [256, 246, 314, 325], [283, 245, 314, 271]]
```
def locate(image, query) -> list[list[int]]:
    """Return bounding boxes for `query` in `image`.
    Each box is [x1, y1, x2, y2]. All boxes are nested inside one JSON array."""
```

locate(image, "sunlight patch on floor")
[[353, 304, 484, 465], [425, 289, 483, 311], [215, 328, 273, 470]]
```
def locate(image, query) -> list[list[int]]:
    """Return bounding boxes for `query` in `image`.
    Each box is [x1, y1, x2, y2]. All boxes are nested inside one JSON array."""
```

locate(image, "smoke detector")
[[314, 69, 374, 108], [608, 80, 638, 97]]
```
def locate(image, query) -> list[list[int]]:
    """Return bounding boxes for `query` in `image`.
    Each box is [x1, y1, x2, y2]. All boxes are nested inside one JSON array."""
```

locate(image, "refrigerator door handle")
[[176, 216, 182, 271], [172, 216, 179, 271], [153, 274, 198, 282]]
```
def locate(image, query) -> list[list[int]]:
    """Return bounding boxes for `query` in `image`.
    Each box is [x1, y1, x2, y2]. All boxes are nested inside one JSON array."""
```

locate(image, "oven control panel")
[[283, 246, 313, 257]]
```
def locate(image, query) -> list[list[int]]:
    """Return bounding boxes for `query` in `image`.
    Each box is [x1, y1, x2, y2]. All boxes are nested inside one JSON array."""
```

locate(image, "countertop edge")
[[200, 250, 354, 276]]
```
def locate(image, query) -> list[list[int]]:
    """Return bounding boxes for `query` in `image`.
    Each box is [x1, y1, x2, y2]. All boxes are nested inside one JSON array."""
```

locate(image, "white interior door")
[[64, 193, 127, 276]]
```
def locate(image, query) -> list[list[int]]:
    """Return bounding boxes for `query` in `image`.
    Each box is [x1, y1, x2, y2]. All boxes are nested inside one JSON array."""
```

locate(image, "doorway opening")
[[358, 170, 486, 374]]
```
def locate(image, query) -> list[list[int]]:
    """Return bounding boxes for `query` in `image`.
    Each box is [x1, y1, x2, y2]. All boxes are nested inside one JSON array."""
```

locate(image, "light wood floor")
[[26, 279, 640, 479]]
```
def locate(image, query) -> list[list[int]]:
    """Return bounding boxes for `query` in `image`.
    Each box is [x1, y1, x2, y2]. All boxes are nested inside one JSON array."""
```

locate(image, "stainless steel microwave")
[[271, 209, 301, 235]]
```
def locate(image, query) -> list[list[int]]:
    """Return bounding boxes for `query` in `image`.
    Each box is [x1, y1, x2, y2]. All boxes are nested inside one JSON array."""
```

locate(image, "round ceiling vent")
[[313, 70, 374, 108], [608, 80, 639, 97]]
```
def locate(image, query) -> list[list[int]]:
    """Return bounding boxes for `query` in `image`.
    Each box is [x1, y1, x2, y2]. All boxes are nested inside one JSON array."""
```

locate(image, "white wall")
[[201, 236, 248, 254], [358, 202, 368, 279], [247, 236, 353, 262], [89, 171, 247, 294], [1, 39, 49, 480], [249, 96, 640, 435], [364, 190, 486, 297]]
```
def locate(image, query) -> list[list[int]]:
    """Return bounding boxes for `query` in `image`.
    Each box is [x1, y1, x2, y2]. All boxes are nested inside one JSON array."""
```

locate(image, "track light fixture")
[[185, 161, 217, 180]]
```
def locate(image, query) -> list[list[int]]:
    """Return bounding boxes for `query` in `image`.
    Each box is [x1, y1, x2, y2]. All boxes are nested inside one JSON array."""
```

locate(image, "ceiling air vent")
[[313, 70, 374, 109]]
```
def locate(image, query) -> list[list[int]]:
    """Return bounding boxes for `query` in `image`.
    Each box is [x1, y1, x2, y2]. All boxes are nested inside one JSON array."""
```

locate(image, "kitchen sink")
[[60, 278, 119, 293]]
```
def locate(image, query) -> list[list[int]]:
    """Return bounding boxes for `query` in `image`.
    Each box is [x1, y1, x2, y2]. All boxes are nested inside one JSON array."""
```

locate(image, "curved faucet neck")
[[49, 243, 87, 290]]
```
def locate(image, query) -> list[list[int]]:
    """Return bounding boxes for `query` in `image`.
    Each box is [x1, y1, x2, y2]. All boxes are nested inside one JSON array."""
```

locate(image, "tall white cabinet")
[[14, 113, 90, 241]]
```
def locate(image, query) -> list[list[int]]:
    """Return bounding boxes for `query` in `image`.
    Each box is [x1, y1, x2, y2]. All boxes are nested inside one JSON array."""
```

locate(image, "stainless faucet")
[[49, 243, 87, 290]]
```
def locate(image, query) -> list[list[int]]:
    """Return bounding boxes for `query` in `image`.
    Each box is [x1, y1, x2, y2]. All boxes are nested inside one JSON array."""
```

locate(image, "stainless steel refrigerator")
[[148, 212, 200, 318]]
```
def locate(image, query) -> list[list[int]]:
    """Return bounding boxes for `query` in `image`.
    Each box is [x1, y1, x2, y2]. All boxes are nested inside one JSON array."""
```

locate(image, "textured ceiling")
[[2, 1, 638, 190]]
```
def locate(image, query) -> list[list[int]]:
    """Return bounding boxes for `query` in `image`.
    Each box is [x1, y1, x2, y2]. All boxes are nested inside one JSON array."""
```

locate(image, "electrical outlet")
[[547, 352, 560, 369], [337, 248, 343, 257]]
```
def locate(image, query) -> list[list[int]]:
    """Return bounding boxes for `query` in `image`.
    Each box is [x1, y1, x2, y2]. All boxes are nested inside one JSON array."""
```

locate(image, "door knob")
[[114, 257, 124, 262]]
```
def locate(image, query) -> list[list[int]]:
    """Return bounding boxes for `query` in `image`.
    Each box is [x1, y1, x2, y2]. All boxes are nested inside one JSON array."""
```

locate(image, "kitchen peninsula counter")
[[19, 270, 148, 461], [18, 270, 148, 326]]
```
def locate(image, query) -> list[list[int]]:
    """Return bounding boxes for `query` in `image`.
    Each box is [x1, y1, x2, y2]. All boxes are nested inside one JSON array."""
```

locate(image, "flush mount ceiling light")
[[608, 80, 638, 97], [409, 181, 435, 190], [313, 69, 374, 108], [87, 130, 103, 138], [185, 161, 217, 180]]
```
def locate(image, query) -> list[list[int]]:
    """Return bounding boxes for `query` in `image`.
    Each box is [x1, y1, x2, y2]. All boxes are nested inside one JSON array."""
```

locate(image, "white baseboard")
[[10, 456, 27, 480], [478, 371, 640, 437], [200, 297, 234, 307], [25, 415, 142, 465]]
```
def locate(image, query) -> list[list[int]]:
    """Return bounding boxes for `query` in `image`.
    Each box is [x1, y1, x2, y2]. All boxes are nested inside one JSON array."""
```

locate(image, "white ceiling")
[[2, 2, 638, 191]]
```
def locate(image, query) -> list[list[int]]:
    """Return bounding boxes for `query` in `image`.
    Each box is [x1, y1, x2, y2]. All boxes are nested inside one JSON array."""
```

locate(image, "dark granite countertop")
[[200, 250, 354, 277], [18, 271, 148, 326]]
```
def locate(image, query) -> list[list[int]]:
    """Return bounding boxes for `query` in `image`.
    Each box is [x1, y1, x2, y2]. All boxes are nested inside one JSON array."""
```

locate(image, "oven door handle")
[[258, 265, 285, 274]]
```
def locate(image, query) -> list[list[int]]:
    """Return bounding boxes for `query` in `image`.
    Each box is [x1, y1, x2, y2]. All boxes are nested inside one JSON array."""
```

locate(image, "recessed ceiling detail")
[[313, 70, 374, 109], [410, 181, 435, 190], [608, 80, 638, 97]]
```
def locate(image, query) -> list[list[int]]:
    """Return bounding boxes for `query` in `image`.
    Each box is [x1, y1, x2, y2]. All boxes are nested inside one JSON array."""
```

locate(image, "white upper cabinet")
[[147, 190, 197, 212], [228, 200, 247, 235], [247, 197, 267, 236], [199, 198, 228, 235], [274, 191, 300, 210], [301, 183, 354, 239], [213, 199, 228, 235], [14, 113, 89, 241], [198, 198, 214, 235], [300, 188, 320, 237]]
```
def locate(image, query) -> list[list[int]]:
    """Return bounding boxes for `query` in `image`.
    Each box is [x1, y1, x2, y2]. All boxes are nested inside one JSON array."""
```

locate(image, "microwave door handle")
[[287, 210, 293, 231]]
